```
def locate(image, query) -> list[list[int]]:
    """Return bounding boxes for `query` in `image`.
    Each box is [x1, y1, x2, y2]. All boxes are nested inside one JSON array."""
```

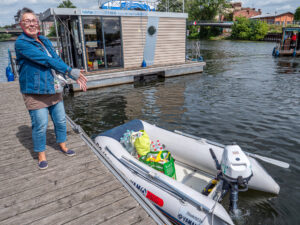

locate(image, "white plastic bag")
[[54, 74, 67, 93]]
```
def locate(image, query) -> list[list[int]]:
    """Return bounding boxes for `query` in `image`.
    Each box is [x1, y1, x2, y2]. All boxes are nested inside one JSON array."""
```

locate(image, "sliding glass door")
[[83, 16, 123, 71], [83, 17, 105, 71], [102, 17, 122, 68]]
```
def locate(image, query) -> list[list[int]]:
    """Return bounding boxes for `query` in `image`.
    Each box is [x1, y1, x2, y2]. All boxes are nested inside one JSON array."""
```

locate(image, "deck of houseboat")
[[71, 61, 206, 91]]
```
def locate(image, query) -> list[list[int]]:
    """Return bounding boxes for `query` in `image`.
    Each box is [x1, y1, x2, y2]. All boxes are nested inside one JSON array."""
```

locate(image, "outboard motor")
[[210, 145, 253, 214]]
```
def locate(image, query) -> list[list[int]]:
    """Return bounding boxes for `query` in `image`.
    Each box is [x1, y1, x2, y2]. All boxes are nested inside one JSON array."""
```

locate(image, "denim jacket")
[[15, 33, 78, 94]]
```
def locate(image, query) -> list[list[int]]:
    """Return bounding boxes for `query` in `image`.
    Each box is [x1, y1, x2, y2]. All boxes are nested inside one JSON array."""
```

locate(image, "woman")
[[290, 32, 297, 49], [15, 7, 87, 169]]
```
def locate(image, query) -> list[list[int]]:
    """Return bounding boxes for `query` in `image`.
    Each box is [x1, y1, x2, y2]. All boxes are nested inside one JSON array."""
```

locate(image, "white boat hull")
[[95, 119, 280, 225]]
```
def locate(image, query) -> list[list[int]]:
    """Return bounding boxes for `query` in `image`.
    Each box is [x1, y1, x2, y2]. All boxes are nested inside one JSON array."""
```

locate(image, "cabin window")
[[102, 17, 122, 68], [83, 16, 123, 71], [148, 26, 156, 36], [83, 17, 105, 71]]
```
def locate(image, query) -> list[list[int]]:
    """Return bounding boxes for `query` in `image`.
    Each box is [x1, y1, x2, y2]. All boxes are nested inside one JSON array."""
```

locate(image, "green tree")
[[294, 7, 300, 21], [187, 0, 229, 21], [47, 25, 56, 37], [231, 17, 251, 40], [250, 20, 268, 40], [231, 17, 268, 41], [157, 0, 183, 12], [186, 0, 229, 39], [52, 0, 76, 36], [0, 33, 12, 41], [58, 0, 76, 8]]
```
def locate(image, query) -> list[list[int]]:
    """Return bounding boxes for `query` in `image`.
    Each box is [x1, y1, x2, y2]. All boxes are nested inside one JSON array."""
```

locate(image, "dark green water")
[[64, 40, 300, 225]]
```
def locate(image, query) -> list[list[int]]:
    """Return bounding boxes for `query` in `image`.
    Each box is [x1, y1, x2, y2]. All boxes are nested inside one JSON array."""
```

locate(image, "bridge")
[[0, 28, 23, 35], [188, 21, 234, 28]]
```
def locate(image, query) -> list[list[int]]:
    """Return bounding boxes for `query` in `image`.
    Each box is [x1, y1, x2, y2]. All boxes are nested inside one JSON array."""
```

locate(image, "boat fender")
[[198, 56, 204, 62], [272, 47, 276, 56], [275, 50, 280, 57], [141, 59, 147, 67], [6, 66, 14, 82], [292, 50, 296, 57]]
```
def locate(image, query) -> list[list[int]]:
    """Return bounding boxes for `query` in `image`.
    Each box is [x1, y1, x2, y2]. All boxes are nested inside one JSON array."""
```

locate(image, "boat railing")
[[116, 151, 213, 214]]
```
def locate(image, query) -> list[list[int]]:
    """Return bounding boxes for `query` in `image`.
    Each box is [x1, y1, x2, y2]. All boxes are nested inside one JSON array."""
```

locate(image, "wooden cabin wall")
[[122, 17, 186, 68], [154, 18, 186, 66], [121, 17, 148, 68]]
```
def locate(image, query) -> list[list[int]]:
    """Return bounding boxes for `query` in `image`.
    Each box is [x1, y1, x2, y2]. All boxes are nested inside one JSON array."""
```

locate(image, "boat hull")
[[95, 136, 234, 225], [95, 119, 280, 225]]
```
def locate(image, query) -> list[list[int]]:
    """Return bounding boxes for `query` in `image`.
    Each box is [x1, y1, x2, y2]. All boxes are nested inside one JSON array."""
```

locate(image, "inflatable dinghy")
[[95, 120, 282, 225]]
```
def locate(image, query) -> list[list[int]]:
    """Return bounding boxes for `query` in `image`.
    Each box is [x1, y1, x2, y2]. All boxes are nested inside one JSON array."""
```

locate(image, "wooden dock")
[[0, 82, 168, 225]]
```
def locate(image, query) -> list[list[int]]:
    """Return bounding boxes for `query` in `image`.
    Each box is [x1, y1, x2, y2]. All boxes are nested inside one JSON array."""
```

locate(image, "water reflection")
[[275, 59, 300, 74], [64, 89, 128, 137]]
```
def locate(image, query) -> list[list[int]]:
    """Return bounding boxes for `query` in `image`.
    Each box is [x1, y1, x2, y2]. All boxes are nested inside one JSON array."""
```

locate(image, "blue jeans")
[[29, 101, 67, 152]]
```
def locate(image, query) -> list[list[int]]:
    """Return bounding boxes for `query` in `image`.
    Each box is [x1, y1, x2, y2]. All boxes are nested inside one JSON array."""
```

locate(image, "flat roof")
[[284, 27, 300, 32], [39, 8, 188, 21]]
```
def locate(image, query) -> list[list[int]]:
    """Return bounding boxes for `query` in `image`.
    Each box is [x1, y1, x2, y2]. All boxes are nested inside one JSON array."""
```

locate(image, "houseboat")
[[272, 27, 300, 57], [39, 7, 205, 91]]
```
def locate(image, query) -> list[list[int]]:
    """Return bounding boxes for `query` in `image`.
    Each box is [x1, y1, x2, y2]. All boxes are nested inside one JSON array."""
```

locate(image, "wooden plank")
[[0, 147, 96, 182], [0, 170, 115, 221], [0, 141, 91, 173], [0, 136, 88, 162], [134, 215, 157, 225], [28, 187, 130, 225], [99, 207, 156, 225], [0, 169, 102, 210], [0, 135, 84, 157], [0, 180, 124, 225], [0, 159, 101, 198], [63, 196, 139, 225]]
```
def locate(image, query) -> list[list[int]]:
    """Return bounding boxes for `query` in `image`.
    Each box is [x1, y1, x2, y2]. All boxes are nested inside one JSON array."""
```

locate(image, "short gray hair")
[[17, 7, 36, 23]]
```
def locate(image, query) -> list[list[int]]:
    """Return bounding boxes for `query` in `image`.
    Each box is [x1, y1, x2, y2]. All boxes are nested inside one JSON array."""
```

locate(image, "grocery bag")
[[134, 130, 151, 156], [139, 150, 176, 180]]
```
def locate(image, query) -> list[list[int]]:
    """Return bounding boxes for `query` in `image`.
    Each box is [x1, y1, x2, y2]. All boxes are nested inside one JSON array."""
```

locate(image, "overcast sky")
[[0, 0, 299, 26]]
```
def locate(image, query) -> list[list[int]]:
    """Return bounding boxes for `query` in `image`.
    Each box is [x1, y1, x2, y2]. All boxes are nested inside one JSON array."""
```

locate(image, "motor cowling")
[[221, 145, 252, 183], [209, 144, 253, 214]]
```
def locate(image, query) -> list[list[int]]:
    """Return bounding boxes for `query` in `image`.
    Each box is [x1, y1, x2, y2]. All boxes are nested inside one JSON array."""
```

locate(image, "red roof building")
[[220, 1, 262, 21], [233, 7, 261, 20], [250, 12, 294, 25]]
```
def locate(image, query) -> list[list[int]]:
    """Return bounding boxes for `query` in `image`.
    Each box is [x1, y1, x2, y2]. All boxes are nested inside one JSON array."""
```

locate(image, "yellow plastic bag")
[[134, 130, 150, 156]]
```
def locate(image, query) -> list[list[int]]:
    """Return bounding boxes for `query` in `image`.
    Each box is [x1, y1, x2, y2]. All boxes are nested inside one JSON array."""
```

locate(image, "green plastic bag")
[[139, 151, 176, 180], [134, 130, 150, 156]]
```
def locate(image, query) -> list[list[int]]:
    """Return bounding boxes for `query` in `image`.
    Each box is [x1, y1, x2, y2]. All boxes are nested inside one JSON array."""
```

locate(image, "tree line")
[[157, 0, 300, 41]]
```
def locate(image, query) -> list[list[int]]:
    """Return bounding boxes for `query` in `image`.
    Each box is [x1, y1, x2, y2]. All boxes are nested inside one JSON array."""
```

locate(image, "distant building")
[[233, 7, 261, 20], [250, 12, 294, 25], [219, 1, 262, 21]]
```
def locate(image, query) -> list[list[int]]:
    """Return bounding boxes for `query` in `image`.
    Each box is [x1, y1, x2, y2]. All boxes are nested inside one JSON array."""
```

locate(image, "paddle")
[[174, 130, 290, 169]]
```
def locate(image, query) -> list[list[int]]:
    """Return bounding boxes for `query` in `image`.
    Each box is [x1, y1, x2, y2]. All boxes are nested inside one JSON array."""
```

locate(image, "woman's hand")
[[76, 70, 88, 92]]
